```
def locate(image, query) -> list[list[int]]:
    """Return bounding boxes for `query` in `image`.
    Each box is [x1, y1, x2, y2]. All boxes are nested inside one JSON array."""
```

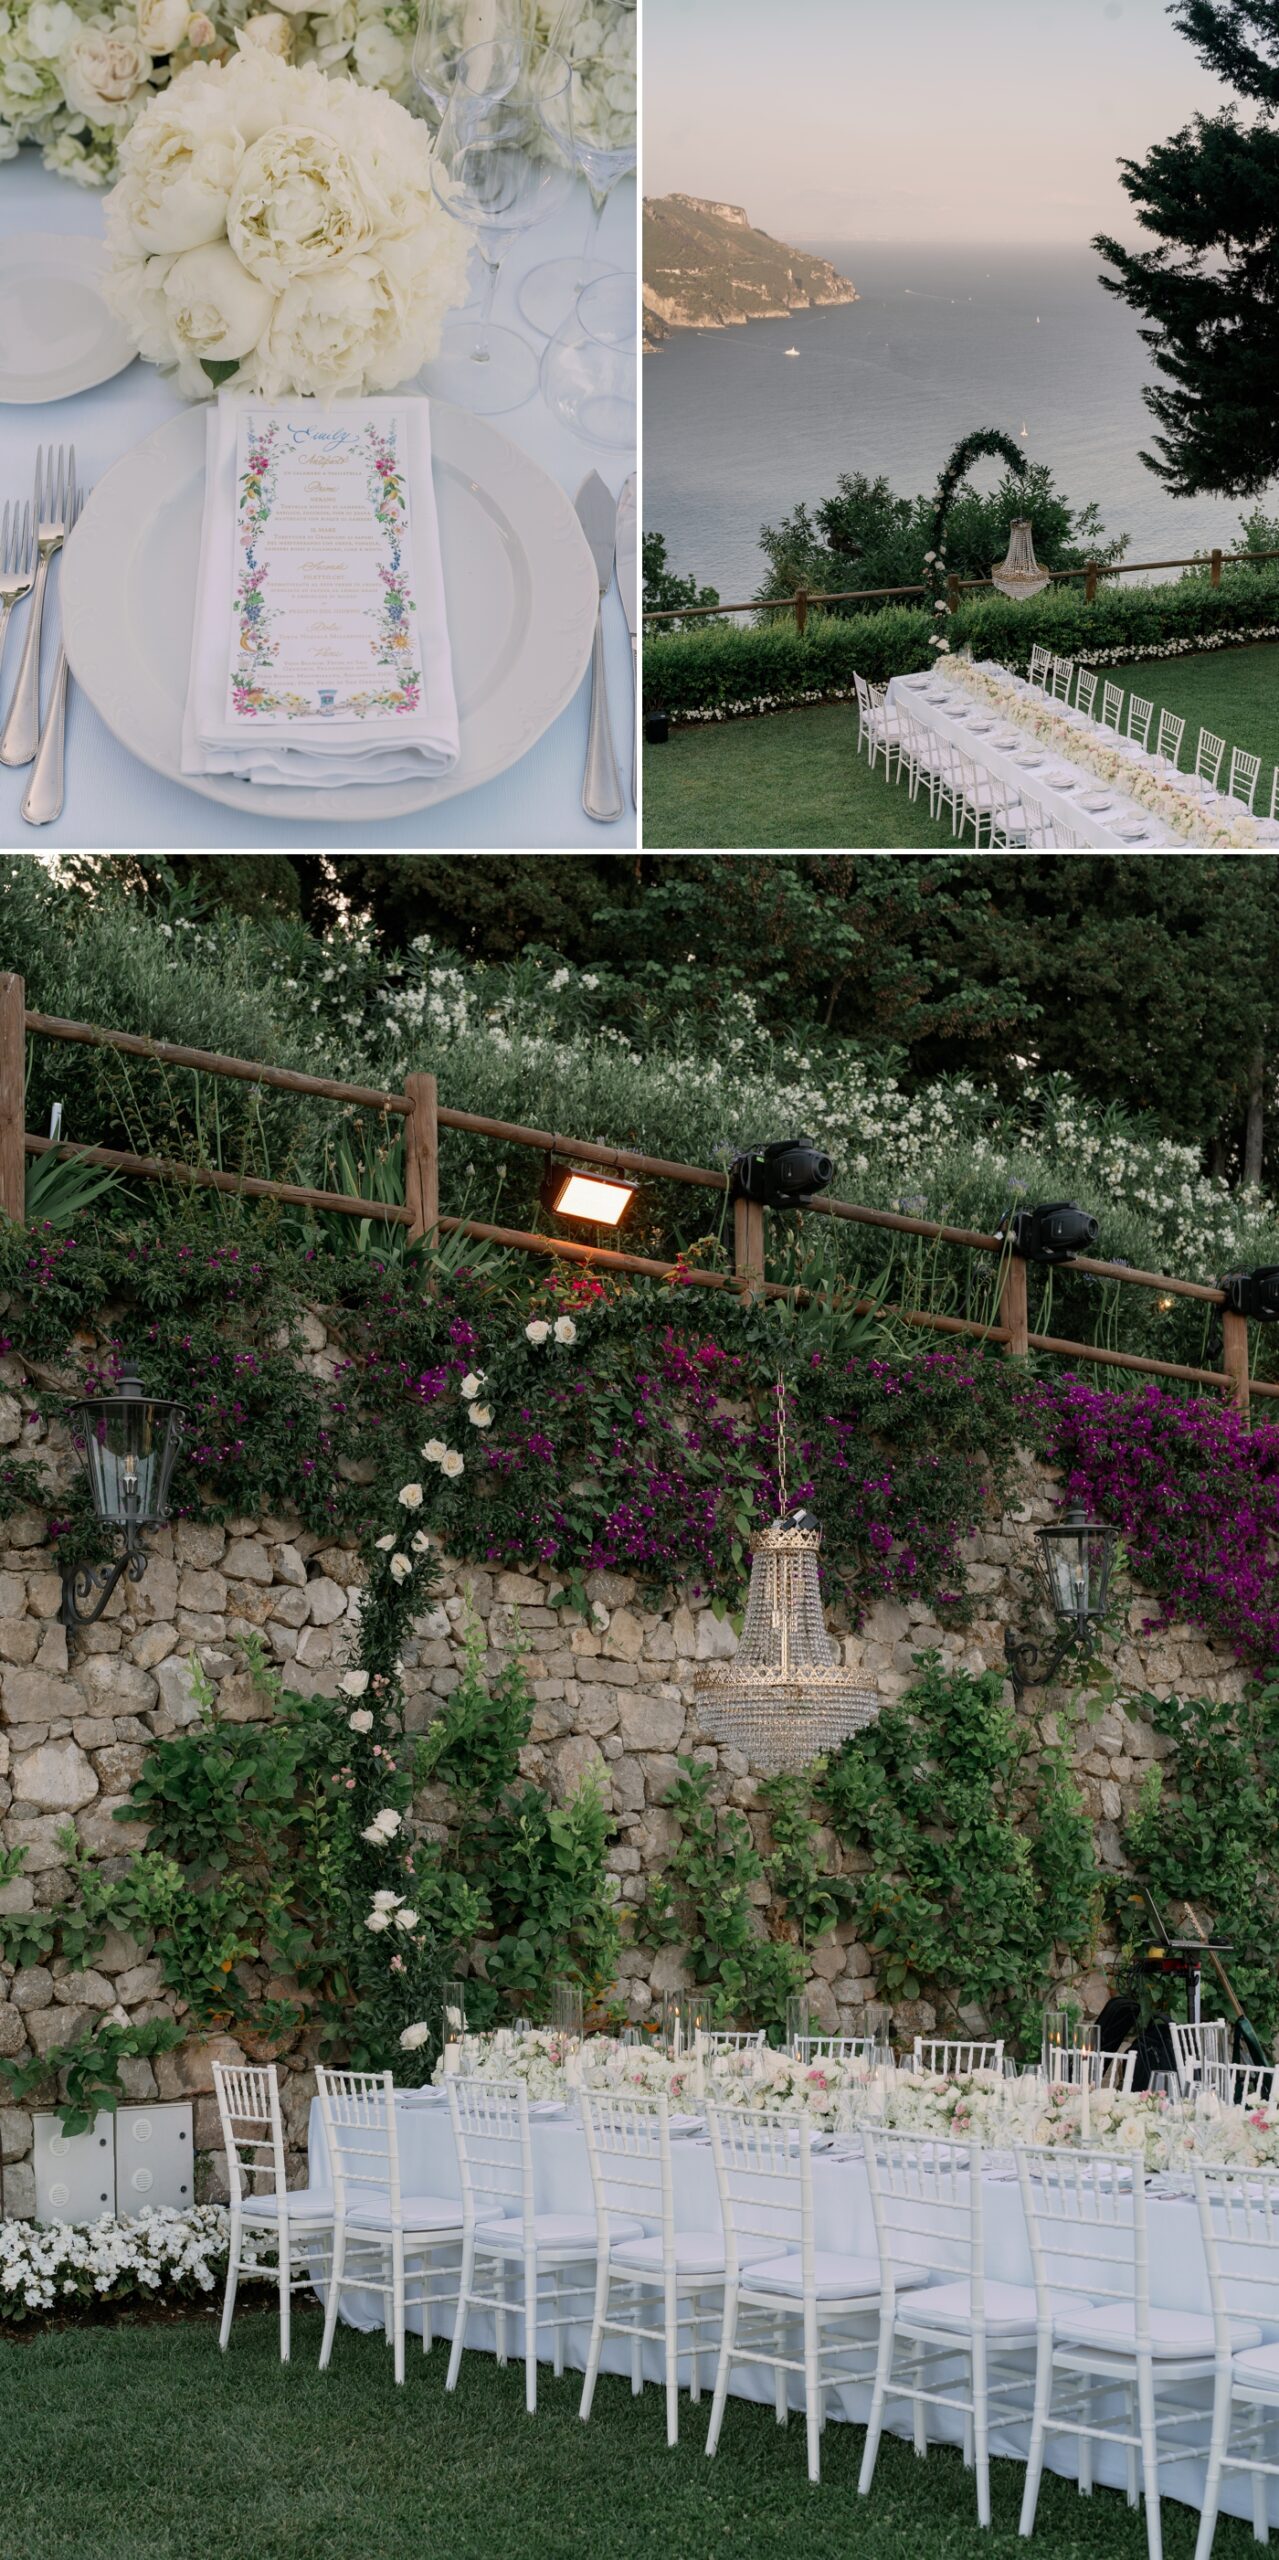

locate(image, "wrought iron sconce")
[[1004, 1503, 1118, 1702], [59, 1362, 184, 1638]]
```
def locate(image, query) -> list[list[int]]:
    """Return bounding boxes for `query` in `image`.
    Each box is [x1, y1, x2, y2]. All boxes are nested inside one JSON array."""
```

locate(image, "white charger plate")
[[0, 235, 136, 404], [61, 400, 598, 825]]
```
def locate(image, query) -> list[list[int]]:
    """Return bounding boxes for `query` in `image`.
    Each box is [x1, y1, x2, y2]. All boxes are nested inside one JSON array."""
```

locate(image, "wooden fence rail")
[[643, 546, 1279, 631], [1, 972, 1270, 1420]]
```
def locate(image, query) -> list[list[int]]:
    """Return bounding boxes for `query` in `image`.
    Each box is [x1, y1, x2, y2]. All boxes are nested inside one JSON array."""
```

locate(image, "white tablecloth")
[[889, 666, 1279, 850], [307, 2095, 1273, 2522], [0, 152, 635, 851]]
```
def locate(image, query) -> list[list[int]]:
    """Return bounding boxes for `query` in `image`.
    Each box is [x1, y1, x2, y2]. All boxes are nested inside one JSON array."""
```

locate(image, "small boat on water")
[[1019, 420, 1029, 438], [785, 344, 800, 356]]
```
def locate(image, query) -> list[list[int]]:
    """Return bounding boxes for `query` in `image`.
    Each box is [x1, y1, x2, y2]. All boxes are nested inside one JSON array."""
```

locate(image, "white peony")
[[348, 1708, 374, 1733], [525, 1320, 550, 1345], [105, 68, 254, 256], [553, 1316, 577, 1344], [227, 119, 378, 292], [136, 0, 189, 49], [439, 1450, 464, 1480], [389, 1552, 412, 1582], [397, 1481, 423, 1509], [340, 1669, 370, 1697], [62, 31, 153, 126], [467, 1405, 493, 1428], [399, 2022, 430, 2050], [161, 237, 272, 365]]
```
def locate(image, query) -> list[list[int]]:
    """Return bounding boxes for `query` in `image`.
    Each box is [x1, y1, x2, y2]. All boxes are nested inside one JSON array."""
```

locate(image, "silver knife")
[[615, 473, 637, 811], [575, 472, 623, 825]]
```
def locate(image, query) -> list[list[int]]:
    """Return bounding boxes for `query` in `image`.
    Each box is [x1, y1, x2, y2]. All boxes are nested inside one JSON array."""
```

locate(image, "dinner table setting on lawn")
[[0, 0, 636, 848]]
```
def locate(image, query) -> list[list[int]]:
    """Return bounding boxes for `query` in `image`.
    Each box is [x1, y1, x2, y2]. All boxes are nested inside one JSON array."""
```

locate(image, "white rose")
[[365, 1909, 391, 1931], [371, 1889, 400, 1911], [348, 1708, 374, 1733], [376, 1808, 402, 1836], [525, 1320, 550, 1345], [421, 1439, 447, 1464], [389, 1552, 412, 1583], [394, 1907, 419, 1931], [410, 1530, 432, 1553], [136, 0, 188, 49], [460, 1372, 484, 1400], [237, 12, 294, 55], [439, 1451, 464, 1480], [185, 14, 218, 45], [340, 1669, 369, 1697], [399, 2022, 430, 2051], [161, 238, 273, 367], [553, 1316, 578, 1344], [63, 30, 153, 125], [467, 1405, 493, 1428], [374, 1531, 396, 1550], [353, 18, 405, 85], [227, 123, 379, 294], [397, 1481, 424, 1509]]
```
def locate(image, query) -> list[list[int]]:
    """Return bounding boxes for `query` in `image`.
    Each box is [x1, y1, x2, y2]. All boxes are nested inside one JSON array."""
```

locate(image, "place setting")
[[0, 0, 636, 843]]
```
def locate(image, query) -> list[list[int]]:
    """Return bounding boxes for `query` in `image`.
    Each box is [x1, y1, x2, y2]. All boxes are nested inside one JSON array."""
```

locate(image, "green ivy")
[[642, 1758, 809, 2032], [0, 2021, 184, 2141], [1122, 1678, 1279, 2046], [818, 1653, 1100, 2054]]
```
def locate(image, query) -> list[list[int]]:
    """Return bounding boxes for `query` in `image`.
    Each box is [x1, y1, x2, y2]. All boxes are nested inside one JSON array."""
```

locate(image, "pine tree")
[[1094, 0, 1279, 497]]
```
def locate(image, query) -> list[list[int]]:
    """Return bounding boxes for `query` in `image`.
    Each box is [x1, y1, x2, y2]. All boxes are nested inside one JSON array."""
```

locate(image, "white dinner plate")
[[61, 399, 599, 824], [0, 234, 136, 404]]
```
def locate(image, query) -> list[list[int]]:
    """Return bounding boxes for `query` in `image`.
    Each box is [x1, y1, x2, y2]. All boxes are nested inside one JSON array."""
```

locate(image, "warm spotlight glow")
[[549, 1170, 636, 1225]]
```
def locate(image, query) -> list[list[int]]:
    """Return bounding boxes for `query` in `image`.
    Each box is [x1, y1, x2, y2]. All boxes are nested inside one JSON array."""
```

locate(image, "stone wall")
[[0, 1384, 1248, 2218]]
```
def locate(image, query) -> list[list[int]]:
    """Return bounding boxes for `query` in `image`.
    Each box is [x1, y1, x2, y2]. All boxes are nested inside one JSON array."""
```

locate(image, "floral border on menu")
[[231, 415, 421, 724]]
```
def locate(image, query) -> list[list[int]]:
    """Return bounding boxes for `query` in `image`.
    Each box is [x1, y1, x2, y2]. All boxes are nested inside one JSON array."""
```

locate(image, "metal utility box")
[[114, 2102, 194, 2217], [33, 2110, 116, 2223]]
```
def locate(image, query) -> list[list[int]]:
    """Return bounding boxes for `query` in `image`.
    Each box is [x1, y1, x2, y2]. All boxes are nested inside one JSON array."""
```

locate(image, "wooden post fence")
[[998, 1255, 1030, 1361], [734, 1195, 766, 1301], [404, 1071, 439, 1245], [794, 587, 808, 636], [1222, 1306, 1251, 1424], [0, 973, 24, 1226]]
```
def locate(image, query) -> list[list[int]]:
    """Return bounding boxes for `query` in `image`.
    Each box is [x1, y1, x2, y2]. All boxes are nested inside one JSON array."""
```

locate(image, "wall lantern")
[[991, 519, 1052, 603], [730, 1137, 835, 1211], [1008, 1200, 1099, 1265], [540, 1158, 637, 1227], [60, 1362, 185, 1634], [1223, 1268, 1279, 1322], [1004, 1503, 1118, 1702]]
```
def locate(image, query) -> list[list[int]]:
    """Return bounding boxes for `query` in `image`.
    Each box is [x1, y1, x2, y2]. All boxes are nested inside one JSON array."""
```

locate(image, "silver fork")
[[0, 501, 34, 705], [0, 444, 72, 769], [21, 477, 84, 831]]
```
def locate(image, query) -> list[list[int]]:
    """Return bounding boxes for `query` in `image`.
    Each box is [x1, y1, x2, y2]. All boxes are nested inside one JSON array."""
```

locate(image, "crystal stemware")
[[540, 270, 635, 448], [424, 39, 573, 414], [412, 0, 524, 133], [517, 0, 636, 335]]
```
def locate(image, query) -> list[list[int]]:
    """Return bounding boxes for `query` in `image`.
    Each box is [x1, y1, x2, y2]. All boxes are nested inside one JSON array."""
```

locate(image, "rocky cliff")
[[643, 193, 858, 339]]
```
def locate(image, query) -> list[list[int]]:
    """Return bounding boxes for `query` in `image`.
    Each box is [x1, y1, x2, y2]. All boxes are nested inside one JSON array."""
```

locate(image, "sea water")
[[644, 243, 1276, 606]]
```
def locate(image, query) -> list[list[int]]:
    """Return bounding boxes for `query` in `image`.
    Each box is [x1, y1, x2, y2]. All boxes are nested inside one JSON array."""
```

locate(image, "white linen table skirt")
[[306, 2095, 1278, 2522]]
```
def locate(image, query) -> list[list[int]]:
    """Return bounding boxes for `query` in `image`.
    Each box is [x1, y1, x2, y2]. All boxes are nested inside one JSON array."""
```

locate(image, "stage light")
[[540, 1163, 637, 1227]]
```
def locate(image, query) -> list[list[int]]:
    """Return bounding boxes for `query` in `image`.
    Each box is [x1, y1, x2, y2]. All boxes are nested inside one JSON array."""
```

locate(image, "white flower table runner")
[[307, 2094, 1278, 2524], [0, 152, 635, 850], [887, 669, 1181, 846]]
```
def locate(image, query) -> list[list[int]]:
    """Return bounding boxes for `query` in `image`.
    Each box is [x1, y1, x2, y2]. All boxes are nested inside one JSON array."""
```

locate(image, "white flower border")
[[0, 2203, 271, 2322]]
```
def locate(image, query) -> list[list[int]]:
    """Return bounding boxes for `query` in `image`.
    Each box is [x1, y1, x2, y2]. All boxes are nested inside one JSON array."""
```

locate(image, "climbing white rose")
[[397, 1481, 424, 1509], [422, 1438, 447, 1465], [365, 1908, 391, 1932], [460, 1372, 485, 1399], [553, 1316, 578, 1344], [467, 1405, 493, 1428], [439, 1450, 464, 1480], [393, 1907, 419, 1931], [374, 1531, 397, 1550], [525, 1320, 550, 1345], [389, 1552, 412, 1582], [371, 1889, 400, 1911], [399, 2022, 431, 2051], [348, 1708, 374, 1734], [340, 1669, 370, 1697]]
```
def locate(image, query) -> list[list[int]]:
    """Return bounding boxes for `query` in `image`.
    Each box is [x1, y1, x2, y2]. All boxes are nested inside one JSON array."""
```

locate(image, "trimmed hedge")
[[645, 563, 1279, 721]]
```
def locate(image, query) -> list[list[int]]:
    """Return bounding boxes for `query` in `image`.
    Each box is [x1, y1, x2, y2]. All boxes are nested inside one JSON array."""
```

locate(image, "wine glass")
[[424, 40, 573, 414], [517, 0, 636, 336], [541, 271, 635, 447], [412, 0, 524, 134]]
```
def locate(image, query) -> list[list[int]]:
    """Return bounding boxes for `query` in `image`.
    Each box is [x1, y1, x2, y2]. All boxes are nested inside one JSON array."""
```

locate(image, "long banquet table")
[[886, 666, 1279, 850], [308, 2093, 1274, 2520]]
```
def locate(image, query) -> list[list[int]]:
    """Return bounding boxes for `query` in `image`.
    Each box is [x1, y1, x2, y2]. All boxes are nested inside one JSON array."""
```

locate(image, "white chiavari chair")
[[1074, 670, 1098, 720], [1101, 681, 1125, 732], [912, 2039, 1004, 2077], [1270, 767, 1278, 823], [579, 2089, 726, 2447], [705, 2105, 894, 2484], [1043, 2044, 1137, 2093], [1169, 2020, 1230, 2096], [860, 2128, 1038, 2528], [1050, 657, 1074, 703], [446, 2073, 643, 2413], [1157, 709, 1185, 769], [954, 749, 1004, 847], [793, 2036, 878, 2064], [702, 2030, 766, 2053], [854, 673, 901, 780], [932, 733, 966, 833], [213, 2060, 335, 2363], [1127, 695, 1155, 751], [1229, 748, 1261, 812], [1196, 729, 1227, 789], [1192, 2162, 1279, 2560], [1018, 2145, 1229, 2560], [315, 2065, 466, 2385], [1201, 2060, 1278, 2108], [1029, 645, 1052, 689]]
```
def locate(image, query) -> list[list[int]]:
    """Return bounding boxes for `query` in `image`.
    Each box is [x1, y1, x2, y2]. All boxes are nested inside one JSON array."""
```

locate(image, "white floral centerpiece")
[[1, 0, 633, 189], [101, 47, 471, 397]]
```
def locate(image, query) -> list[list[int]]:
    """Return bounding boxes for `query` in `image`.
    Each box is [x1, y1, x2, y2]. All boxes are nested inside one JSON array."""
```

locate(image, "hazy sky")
[[644, 0, 1232, 245]]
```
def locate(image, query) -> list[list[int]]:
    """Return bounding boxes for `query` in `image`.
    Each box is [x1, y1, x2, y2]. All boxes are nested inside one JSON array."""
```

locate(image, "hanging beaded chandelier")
[[696, 1382, 879, 1773], [991, 519, 1052, 602]]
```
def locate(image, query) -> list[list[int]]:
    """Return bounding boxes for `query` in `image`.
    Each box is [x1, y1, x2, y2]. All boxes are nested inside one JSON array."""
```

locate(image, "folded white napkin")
[[181, 394, 459, 790]]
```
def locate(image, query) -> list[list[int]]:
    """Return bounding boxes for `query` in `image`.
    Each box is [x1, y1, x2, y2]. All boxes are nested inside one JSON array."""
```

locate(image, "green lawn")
[[641, 643, 1279, 850], [1, 2305, 1262, 2560]]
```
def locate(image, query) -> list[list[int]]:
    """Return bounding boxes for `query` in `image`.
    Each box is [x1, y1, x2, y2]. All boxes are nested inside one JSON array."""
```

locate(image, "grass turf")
[[1, 2304, 1261, 2560], [641, 642, 1279, 850]]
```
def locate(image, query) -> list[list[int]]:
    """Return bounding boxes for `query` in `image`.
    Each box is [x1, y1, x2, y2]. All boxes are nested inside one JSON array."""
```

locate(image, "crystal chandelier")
[[696, 1383, 879, 1773], [991, 519, 1051, 602]]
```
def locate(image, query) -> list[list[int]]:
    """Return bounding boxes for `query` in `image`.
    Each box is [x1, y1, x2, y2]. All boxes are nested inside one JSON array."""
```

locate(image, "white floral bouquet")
[[433, 2025, 581, 2099], [1, 0, 633, 189], [102, 48, 471, 397]]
